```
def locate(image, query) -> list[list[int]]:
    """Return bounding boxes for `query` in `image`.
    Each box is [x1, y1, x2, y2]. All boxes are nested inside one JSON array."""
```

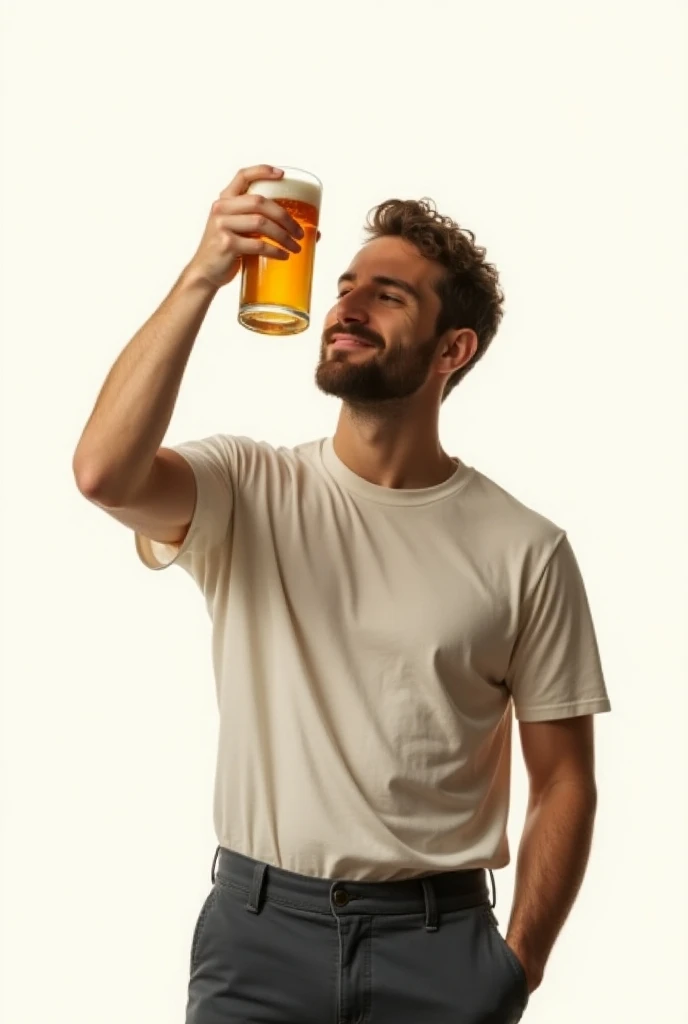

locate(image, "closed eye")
[[336, 290, 404, 304]]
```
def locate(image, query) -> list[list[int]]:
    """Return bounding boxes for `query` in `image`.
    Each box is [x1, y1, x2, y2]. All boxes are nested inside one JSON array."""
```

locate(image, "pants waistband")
[[211, 848, 492, 933]]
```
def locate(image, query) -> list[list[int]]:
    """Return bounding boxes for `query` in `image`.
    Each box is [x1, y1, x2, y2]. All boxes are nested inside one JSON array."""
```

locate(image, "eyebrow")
[[337, 272, 421, 302]]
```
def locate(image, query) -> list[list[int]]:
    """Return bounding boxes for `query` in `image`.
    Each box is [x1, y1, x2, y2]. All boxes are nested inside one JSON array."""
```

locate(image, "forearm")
[[507, 779, 598, 981], [73, 265, 217, 503]]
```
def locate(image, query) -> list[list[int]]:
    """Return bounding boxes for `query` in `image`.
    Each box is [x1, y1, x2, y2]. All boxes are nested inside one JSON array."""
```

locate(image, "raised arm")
[[73, 164, 303, 543]]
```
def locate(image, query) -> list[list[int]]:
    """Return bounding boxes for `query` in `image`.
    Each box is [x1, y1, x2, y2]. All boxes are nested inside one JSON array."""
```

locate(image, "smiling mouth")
[[330, 335, 378, 350]]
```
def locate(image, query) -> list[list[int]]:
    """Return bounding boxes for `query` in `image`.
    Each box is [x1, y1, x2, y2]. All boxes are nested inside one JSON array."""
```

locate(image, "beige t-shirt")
[[136, 436, 610, 881]]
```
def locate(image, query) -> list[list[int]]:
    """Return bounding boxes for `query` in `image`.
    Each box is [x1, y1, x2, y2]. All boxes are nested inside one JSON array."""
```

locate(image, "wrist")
[[505, 932, 545, 992], [179, 262, 222, 299]]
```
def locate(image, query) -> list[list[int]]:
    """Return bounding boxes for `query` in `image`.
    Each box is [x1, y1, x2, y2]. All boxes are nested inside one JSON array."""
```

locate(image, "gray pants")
[[186, 847, 529, 1023]]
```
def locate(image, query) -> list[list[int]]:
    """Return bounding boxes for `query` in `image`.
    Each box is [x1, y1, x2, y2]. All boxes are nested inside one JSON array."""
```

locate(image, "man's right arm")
[[72, 164, 304, 544], [73, 265, 216, 544]]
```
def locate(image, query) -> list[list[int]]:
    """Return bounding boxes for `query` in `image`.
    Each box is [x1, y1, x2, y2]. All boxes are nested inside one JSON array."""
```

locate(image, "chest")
[[233, 489, 518, 687]]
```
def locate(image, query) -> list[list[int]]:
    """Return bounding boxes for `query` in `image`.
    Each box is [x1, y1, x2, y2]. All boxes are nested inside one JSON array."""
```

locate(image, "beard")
[[315, 323, 440, 404]]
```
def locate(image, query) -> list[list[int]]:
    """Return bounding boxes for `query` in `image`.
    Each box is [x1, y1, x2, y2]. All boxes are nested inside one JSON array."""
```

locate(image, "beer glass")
[[238, 167, 322, 336]]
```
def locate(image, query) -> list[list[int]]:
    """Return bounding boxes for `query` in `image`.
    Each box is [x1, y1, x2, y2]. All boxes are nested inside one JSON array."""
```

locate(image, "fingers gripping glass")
[[238, 167, 322, 336]]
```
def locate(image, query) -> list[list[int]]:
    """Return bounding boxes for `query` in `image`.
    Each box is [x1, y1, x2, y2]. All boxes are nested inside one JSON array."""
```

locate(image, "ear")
[[438, 328, 478, 375]]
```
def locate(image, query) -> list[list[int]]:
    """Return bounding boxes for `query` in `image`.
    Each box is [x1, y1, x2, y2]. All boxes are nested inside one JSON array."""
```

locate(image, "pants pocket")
[[483, 907, 530, 1018], [189, 887, 218, 975]]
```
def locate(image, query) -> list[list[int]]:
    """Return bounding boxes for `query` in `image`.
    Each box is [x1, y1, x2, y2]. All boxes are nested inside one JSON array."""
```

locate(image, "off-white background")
[[1, 1, 686, 1021]]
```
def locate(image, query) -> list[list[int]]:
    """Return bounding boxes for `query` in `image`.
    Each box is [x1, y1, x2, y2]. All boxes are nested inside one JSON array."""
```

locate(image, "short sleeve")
[[505, 534, 611, 722], [135, 435, 235, 571]]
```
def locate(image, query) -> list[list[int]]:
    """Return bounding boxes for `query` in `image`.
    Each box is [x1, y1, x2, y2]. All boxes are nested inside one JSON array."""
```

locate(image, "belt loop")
[[488, 869, 496, 909], [421, 877, 439, 933], [211, 845, 220, 885], [246, 862, 268, 915]]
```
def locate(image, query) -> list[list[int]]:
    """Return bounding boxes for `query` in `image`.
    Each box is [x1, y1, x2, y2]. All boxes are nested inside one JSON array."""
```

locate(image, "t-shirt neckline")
[[320, 437, 474, 507]]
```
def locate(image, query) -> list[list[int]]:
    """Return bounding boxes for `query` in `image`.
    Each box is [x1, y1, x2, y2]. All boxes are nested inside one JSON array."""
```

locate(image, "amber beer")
[[238, 167, 322, 335]]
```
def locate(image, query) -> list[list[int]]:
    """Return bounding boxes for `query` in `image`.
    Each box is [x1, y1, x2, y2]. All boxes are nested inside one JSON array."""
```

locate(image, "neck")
[[332, 399, 456, 489]]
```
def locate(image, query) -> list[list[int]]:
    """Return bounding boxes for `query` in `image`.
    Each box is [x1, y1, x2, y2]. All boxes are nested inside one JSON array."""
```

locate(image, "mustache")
[[323, 323, 384, 348]]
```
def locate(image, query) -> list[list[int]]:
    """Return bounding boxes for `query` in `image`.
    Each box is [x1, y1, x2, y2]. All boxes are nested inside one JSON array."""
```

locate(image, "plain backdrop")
[[1, 1, 686, 1021]]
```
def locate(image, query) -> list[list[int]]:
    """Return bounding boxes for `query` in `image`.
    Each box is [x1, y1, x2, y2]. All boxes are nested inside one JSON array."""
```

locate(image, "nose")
[[337, 288, 369, 325]]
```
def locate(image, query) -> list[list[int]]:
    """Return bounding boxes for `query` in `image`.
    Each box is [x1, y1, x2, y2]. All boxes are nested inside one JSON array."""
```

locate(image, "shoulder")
[[175, 434, 321, 463], [182, 434, 324, 485], [462, 467, 567, 580], [467, 468, 562, 536]]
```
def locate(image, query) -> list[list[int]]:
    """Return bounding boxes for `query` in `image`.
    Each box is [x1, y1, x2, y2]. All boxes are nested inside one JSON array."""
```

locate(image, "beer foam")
[[247, 172, 322, 212]]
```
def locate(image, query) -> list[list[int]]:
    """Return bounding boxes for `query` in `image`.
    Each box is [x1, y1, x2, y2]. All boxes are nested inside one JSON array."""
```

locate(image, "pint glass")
[[238, 167, 322, 336]]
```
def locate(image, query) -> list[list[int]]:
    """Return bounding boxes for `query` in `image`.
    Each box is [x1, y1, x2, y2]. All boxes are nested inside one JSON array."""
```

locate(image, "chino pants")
[[186, 847, 529, 1024]]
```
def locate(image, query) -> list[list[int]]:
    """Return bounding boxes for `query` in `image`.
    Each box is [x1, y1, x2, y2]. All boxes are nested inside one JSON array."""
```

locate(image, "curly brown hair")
[[365, 199, 504, 399]]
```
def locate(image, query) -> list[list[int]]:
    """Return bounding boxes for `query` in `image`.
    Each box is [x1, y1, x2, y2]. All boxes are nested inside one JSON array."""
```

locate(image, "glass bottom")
[[238, 303, 310, 336]]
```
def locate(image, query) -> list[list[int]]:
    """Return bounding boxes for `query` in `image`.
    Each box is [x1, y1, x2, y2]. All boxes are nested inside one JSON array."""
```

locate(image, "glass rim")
[[273, 165, 322, 190]]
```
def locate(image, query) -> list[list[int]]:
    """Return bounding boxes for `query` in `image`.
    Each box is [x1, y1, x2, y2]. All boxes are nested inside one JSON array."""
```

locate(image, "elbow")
[[530, 774, 598, 813], [73, 456, 107, 504], [73, 450, 127, 507]]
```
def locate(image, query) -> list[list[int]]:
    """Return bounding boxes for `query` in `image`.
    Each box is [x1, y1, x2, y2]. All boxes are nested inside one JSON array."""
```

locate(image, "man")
[[74, 164, 610, 1023]]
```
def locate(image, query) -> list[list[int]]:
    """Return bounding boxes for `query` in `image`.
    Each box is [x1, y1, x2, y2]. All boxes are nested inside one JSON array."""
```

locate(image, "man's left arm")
[[506, 714, 598, 993], [503, 533, 611, 993]]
